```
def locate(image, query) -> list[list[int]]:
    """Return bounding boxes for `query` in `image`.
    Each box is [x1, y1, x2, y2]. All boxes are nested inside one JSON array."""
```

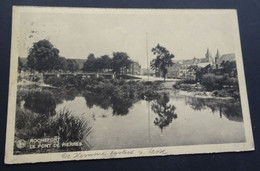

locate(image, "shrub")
[[172, 81, 182, 89], [182, 79, 197, 84], [212, 90, 230, 97], [141, 89, 160, 101], [66, 76, 81, 87], [44, 76, 64, 87], [232, 89, 240, 100], [44, 76, 83, 88], [15, 107, 91, 153], [222, 76, 239, 89], [49, 109, 89, 143], [201, 73, 224, 91], [15, 108, 43, 139]]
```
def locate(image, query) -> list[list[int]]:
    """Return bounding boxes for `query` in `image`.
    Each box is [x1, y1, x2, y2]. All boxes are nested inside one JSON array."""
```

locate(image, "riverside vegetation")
[[173, 62, 240, 100], [15, 77, 164, 154], [15, 89, 91, 154]]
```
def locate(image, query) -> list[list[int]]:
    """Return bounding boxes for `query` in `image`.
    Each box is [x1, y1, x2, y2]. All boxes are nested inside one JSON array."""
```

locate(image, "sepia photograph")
[[5, 6, 254, 164]]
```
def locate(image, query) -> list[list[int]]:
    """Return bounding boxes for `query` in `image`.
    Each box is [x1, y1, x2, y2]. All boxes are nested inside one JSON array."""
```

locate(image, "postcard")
[[5, 6, 254, 164]]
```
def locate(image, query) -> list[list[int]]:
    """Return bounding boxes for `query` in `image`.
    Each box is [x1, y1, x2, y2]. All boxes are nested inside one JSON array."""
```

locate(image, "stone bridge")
[[43, 72, 115, 80]]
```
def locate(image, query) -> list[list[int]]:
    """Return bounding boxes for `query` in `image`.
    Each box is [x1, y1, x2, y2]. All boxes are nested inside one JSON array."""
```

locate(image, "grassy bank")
[[14, 107, 91, 154], [173, 76, 240, 100]]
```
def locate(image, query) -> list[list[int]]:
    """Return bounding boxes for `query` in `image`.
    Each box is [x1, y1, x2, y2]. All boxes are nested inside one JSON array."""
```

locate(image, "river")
[[55, 91, 245, 150]]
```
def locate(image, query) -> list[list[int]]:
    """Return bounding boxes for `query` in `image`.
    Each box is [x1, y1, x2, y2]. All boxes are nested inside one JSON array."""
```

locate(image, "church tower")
[[215, 49, 220, 68], [205, 48, 212, 59]]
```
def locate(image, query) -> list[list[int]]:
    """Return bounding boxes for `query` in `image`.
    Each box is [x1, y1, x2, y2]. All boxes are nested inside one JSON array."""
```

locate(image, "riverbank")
[[40, 75, 239, 100], [172, 81, 240, 100], [171, 90, 233, 99], [17, 79, 57, 89], [20, 75, 239, 100]]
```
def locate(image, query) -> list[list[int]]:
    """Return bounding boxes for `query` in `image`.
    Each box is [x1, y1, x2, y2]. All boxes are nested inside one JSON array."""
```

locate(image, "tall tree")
[[53, 57, 68, 71], [27, 40, 60, 72], [94, 57, 104, 72], [100, 55, 112, 71], [82, 53, 96, 72], [66, 59, 79, 72], [150, 44, 174, 81], [111, 52, 131, 77]]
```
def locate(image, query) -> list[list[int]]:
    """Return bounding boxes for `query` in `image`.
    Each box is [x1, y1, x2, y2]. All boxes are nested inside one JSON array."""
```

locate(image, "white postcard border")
[[5, 6, 254, 164]]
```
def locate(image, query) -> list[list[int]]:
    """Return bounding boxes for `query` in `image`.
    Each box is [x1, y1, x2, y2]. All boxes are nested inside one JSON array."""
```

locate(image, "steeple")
[[205, 48, 211, 59], [215, 49, 220, 69], [215, 49, 220, 63], [215, 49, 220, 59]]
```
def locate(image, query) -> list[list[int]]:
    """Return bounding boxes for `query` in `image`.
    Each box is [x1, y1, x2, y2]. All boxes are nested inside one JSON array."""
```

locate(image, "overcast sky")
[[18, 8, 238, 68]]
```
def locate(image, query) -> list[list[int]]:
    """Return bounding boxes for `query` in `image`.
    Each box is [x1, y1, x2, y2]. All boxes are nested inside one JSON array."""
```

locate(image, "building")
[[166, 58, 198, 79], [217, 53, 235, 65], [141, 68, 156, 76], [166, 62, 182, 78], [197, 48, 215, 67], [165, 49, 236, 80]]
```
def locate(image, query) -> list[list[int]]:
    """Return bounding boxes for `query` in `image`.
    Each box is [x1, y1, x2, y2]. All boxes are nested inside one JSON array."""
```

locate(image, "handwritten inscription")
[[61, 148, 168, 160], [148, 148, 167, 155]]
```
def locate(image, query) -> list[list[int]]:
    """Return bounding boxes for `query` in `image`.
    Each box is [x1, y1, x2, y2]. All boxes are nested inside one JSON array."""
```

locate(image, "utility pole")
[[146, 32, 149, 81], [147, 101, 151, 142]]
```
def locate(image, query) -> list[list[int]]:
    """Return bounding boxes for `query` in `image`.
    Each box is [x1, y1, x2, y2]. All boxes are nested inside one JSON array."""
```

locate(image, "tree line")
[[19, 40, 175, 80], [19, 39, 133, 77], [82, 52, 132, 77], [19, 40, 79, 73]]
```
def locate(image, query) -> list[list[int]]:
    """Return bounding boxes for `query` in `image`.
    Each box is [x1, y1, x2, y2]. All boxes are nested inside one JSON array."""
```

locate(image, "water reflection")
[[83, 91, 139, 116], [17, 86, 246, 150], [111, 95, 137, 115], [17, 86, 243, 123], [185, 96, 243, 122], [17, 87, 80, 116], [151, 93, 177, 131], [83, 92, 111, 109], [24, 90, 57, 116], [51, 88, 79, 103]]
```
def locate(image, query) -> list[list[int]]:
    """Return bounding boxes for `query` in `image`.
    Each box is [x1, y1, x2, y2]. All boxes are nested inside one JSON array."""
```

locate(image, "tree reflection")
[[111, 96, 136, 115], [20, 88, 80, 116], [24, 90, 56, 116], [185, 97, 243, 122], [50, 88, 79, 104], [151, 93, 177, 131], [83, 91, 138, 116], [83, 91, 111, 109]]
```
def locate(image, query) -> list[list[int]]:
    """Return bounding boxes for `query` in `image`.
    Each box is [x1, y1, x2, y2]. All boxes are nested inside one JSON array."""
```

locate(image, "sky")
[[18, 8, 239, 68]]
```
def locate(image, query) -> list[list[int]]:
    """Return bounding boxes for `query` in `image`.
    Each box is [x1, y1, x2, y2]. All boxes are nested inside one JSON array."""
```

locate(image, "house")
[[217, 53, 235, 65], [156, 48, 236, 80], [166, 62, 182, 78], [182, 57, 199, 67], [141, 68, 155, 76]]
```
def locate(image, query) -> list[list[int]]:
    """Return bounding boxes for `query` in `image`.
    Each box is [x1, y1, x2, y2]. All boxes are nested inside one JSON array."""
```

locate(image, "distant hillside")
[[19, 57, 86, 69]]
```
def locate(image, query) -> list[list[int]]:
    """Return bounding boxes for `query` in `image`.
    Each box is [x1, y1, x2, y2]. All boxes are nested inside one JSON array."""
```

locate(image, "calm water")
[[55, 92, 245, 150]]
